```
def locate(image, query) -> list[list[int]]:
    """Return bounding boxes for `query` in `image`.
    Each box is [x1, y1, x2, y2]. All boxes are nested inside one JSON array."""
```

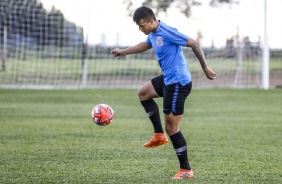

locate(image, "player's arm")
[[111, 42, 152, 57], [186, 38, 217, 80]]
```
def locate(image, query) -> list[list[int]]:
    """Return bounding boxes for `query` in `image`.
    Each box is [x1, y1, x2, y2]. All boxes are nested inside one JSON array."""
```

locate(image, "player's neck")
[[152, 21, 159, 33]]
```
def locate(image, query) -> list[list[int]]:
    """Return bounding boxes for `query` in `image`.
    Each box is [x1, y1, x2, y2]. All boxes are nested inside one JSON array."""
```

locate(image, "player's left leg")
[[163, 82, 194, 179]]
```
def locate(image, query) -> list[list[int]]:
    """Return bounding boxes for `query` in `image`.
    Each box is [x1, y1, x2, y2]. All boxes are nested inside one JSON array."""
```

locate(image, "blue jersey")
[[146, 21, 191, 86]]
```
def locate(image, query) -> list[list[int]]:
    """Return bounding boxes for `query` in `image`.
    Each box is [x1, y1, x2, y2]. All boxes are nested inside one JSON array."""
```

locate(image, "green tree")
[[0, 0, 83, 47], [123, 0, 237, 18]]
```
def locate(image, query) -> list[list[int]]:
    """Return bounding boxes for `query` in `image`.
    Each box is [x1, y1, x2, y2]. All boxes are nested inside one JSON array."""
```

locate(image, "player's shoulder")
[[158, 21, 179, 35], [159, 21, 178, 31]]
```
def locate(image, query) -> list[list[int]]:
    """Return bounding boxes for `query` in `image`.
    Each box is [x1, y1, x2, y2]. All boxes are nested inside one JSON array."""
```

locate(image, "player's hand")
[[111, 48, 124, 57], [203, 67, 217, 80]]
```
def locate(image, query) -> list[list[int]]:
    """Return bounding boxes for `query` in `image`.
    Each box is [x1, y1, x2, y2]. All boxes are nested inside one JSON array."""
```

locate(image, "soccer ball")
[[91, 104, 114, 126]]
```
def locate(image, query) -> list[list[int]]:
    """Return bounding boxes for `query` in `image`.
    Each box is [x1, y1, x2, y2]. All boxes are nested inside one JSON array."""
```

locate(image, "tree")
[[123, 0, 237, 18], [0, 0, 83, 47]]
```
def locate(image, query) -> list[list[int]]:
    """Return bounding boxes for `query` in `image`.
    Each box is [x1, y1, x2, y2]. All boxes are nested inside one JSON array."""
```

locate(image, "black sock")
[[170, 131, 191, 170], [140, 99, 164, 133]]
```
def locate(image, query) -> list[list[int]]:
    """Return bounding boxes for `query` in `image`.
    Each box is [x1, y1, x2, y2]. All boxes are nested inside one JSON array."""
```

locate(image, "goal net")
[[1, 0, 280, 89]]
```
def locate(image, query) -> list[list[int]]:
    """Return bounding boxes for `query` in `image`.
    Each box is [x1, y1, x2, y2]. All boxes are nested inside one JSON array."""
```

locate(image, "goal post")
[[1, 26, 7, 72], [262, 0, 269, 90]]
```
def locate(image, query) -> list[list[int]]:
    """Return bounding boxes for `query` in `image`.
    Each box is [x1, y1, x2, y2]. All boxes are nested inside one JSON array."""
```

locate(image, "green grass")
[[0, 89, 282, 183], [2, 57, 281, 77]]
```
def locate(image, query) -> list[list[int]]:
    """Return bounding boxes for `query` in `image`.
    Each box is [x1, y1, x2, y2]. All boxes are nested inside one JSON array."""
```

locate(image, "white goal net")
[[1, 0, 281, 89]]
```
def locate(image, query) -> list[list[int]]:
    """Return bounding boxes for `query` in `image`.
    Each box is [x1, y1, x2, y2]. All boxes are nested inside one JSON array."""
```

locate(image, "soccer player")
[[111, 6, 217, 179]]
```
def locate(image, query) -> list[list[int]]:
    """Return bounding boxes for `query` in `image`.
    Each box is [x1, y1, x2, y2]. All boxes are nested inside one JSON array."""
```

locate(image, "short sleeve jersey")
[[146, 20, 191, 86]]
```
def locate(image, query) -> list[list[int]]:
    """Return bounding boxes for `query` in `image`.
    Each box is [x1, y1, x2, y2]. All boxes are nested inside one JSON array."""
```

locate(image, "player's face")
[[136, 19, 154, 35]]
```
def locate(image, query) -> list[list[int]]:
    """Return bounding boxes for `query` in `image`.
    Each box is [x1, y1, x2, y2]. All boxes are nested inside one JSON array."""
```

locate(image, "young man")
[[111, 6, 217, 179]]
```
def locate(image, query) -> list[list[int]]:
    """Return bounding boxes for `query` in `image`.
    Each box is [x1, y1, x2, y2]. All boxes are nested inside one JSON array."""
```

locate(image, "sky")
[[40, 0, 282, 48]]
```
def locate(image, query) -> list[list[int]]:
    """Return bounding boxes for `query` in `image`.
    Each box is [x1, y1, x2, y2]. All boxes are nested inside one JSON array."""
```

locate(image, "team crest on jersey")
[[156, 36, 163, 47]]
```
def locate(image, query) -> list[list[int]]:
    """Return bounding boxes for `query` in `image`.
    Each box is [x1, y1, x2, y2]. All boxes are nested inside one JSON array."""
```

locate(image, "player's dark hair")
[[133, 6, 156, 23]]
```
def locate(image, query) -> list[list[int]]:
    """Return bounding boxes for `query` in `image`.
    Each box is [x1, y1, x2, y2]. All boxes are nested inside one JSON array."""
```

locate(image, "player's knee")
[[167, 128, 180, 136], [165, 125, 178, 136], [137, 87, 147, 100], [165, 126, 171, 135]]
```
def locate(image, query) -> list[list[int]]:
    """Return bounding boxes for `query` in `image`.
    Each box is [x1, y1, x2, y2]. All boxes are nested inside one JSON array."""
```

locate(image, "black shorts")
[[151, 75, 192, 115]]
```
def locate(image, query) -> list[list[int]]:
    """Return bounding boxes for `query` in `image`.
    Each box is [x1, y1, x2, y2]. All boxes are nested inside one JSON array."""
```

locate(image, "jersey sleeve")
[[146, 35, 152, 46], [165, 27, 190, 46]]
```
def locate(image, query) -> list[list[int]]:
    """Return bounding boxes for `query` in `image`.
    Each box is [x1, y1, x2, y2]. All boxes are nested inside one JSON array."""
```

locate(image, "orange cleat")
[[172, 168, 194, 179], [144, 133, 168, 148]]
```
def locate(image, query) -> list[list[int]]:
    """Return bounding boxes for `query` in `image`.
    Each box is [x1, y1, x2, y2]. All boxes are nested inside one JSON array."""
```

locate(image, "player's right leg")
[[138, 75, 168, 148]]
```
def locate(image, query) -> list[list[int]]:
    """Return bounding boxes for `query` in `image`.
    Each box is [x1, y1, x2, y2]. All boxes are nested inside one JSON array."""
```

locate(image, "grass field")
[[1, 57, 281, 89], [0, 88, 282, 183]]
